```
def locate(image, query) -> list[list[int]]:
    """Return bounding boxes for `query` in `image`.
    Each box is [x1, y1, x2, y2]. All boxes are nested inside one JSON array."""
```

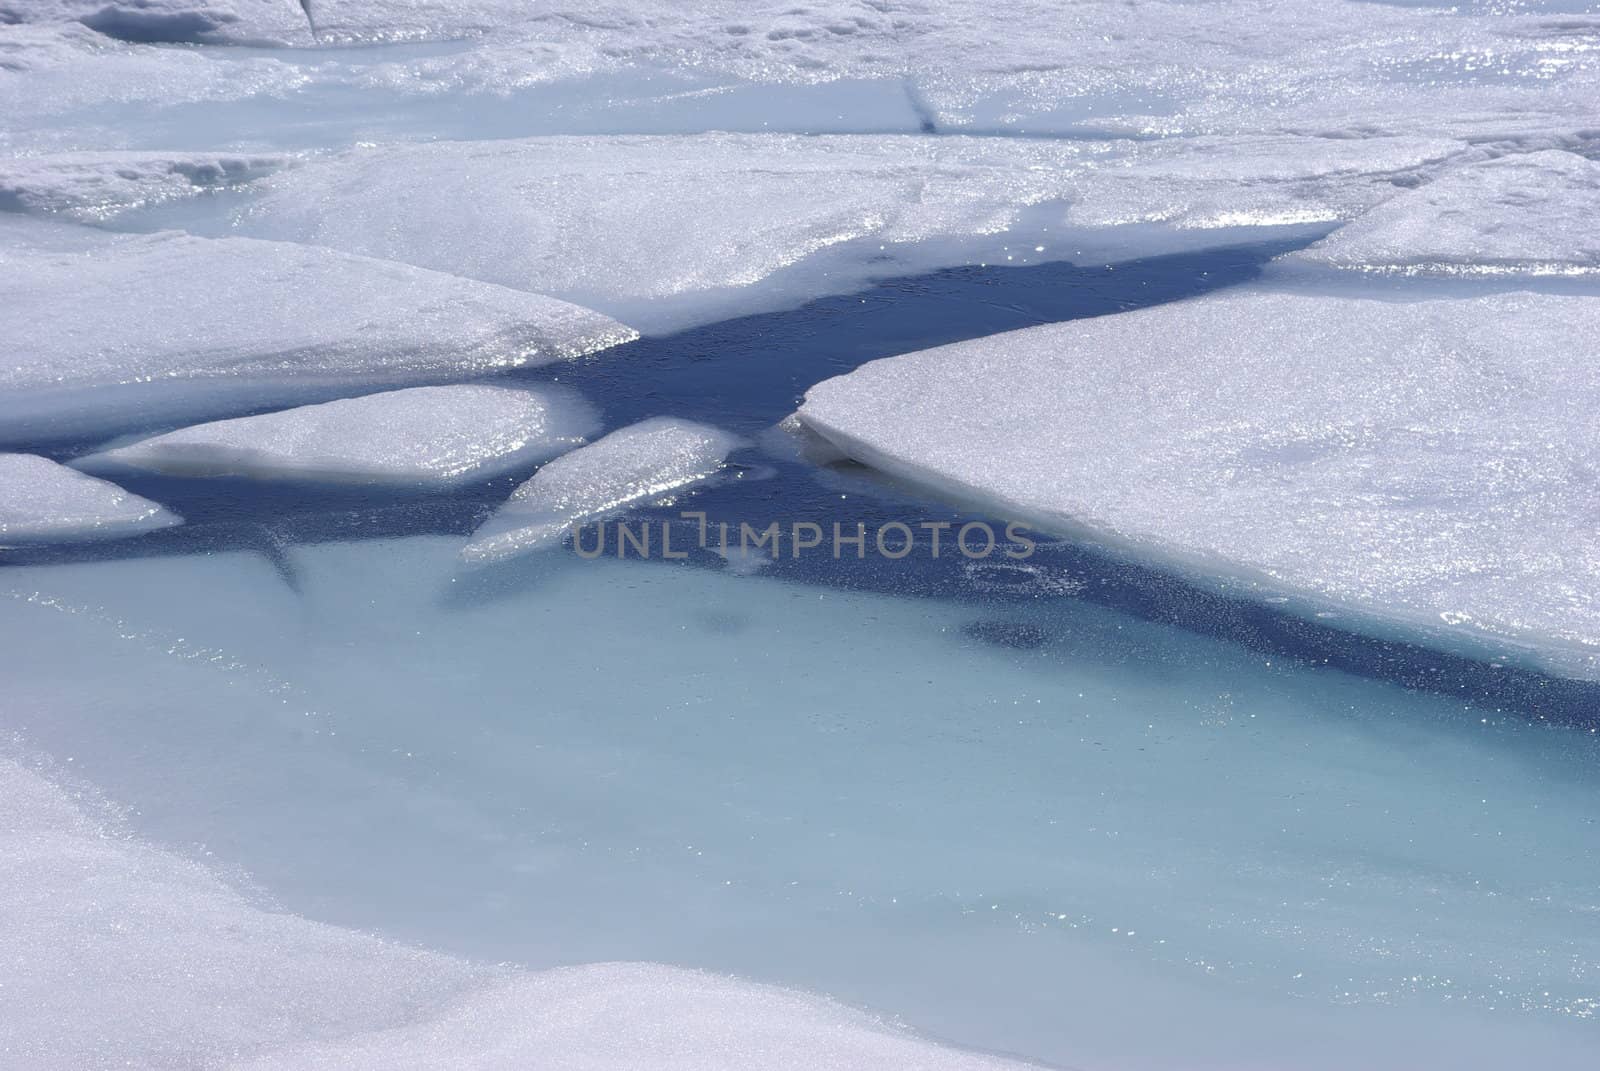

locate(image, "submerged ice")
[[797, 288, 1600, 681], [79, 385, 601, 487], [1, 539, 1597, 1069]]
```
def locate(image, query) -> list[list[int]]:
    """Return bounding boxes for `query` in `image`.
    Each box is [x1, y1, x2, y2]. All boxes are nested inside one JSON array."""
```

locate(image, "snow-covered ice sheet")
[[462, 416, 739, 563], [0, 23, 314, 153], [1289, 149, 1600, 277], [235, 132, 1488, 330], [3, 539, 1597, 1068], [0, 0, 314, 46], [0, 150, 285, 220], [1059, 134, 1468, 231], [0, 217, 634, 442], [0, 452, 178, 542], [0, 0, 553, 47], [79, 385, 600, 487], [0, 753, 1029, 1071], [797, 289, 1600, 681], [235, 134, 1092, 330], [3, 2, 1596, 154]]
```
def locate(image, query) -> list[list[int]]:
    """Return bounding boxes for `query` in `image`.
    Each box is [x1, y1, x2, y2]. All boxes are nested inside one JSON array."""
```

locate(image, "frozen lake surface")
[[6, 244, 1600, 1068], [3, 7, 1599, 1069]]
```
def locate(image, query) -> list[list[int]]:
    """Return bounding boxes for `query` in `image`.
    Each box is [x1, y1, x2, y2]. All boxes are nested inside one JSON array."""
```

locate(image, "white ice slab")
[[238, 134, 1600, 332], [0, 150, 284, 221], [237, 133, 1104, 331], [1059, 133, 1467, 231], [462, 417, 739, 563], [0, 218, 634, 441], [79, 385, 599, 487], [240, 132, 1481, 331], [1290, 150, 1600, 277], [0, 452, 178, 543], [798, 289, 1600, 681]]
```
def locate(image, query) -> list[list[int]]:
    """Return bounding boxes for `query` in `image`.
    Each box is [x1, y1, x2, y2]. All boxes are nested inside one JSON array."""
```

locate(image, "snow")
[[0, 0, 550, 47], [1290, 150, 1600, 276], [797, 289, 1600, 681], [0, 217, 635, 442], [462, 417, 740, 563], [0, 752, 489, 1069], [1, 753, 1029, 1071], [0, 0, 311, 46], [78, 385, 600, 487], [236, 963, 1036, 1071], [0, 452, 179, 542], [0, 150, 285, 221]]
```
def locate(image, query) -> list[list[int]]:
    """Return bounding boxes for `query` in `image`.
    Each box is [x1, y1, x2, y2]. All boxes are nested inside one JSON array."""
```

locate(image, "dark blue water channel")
[[5, 239, 1597, 725]]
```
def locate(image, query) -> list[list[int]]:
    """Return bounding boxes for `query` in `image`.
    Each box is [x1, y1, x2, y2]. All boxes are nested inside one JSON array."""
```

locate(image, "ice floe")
[[78, 385, 600, 486], [0, 150, 285, 221], [235, 131, 1489, 330], [235, 133, 1096, 330], [462, 417, 739, 562], [1290, 149, 1600, 277], [0, 452, 178, 542], [1059, 134, 1468, 232], [797, 288, 1600, 680], [0, 217, 634, 442]]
